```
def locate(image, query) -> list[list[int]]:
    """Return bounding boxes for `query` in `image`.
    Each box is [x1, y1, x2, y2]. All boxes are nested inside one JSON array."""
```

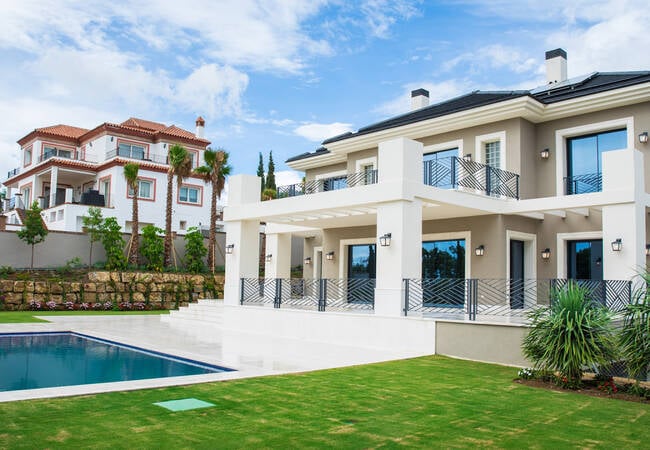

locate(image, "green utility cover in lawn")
[[154, 398, 216, 412]]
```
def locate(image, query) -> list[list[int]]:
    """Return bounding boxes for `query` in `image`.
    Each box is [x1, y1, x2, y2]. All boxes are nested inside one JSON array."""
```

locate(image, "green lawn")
[[0, 310, 169, 323], [1, 356, 647, 449]]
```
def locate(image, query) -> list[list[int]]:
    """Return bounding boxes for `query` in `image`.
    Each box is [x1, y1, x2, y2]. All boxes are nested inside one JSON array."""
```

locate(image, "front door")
[[510, 240, 525, 309], [567, 239, 605, 305], [347, 244, 376, 303]]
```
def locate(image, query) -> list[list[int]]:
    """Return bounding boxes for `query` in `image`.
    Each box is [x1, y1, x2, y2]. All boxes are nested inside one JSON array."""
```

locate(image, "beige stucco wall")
[[435, 321, 530, 367], [304, 162, 347, 182]]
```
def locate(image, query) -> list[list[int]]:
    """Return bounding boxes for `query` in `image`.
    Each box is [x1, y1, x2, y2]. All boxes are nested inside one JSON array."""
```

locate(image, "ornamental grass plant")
[[620, 273, 650, 386], [523, 282, 617, 387]]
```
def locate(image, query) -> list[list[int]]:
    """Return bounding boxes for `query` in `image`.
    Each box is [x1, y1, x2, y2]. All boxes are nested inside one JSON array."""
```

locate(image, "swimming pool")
[[0, 332, 232, 392]]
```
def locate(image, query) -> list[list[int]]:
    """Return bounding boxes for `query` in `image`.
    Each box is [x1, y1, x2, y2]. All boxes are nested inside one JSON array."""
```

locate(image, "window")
[[484, 141, 500, 168], [43, 146, 72, 161], [179, 220, 187, 230], [566, 128, 626, 194], [188, 152, 198, 169], [361, 164, 375, 185], [24, 147, 32, 166], [423, 147, 458, 188], [100, 177, 111, 207], [118, 142, 146, 160], [128, 179, 154, 200], [21, 186, 31, 206], [421, 239, 466, 307], [179, 186, 200, 204]]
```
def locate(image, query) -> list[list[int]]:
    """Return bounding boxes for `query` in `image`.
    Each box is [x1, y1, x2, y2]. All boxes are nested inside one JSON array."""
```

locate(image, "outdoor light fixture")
[[639, 132, 649, 144], [646, 244, 650, 256], [379, 233, 392, 247], [540, 148, 550, 159], [462, 154, 472, 162], [265, 254, 272, 262], [611, 238, 622, 252], [326, 251, 335, 261], [541, 248, 551, 260], [225, 244, 234, 254], [474, 245, 485, 256], [304, 256, 312, 265]]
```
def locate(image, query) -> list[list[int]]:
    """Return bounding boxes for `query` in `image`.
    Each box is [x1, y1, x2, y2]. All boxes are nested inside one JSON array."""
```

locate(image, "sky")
[[1, 0, 649, 201]]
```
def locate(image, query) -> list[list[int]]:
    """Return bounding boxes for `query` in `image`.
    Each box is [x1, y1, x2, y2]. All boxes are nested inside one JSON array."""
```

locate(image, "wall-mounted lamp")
[[541, 248, 551, 260], [326, 251, 335, 261], [265, 254, 272, 262], [304, 256, 312, 265], [540, 148, 550, 159], [379, 233, 392, 247], [462, 154, 472, 162], [163, 143, 167, 148], [646, 244, 650, 256], [110, 136, 114, 142], [611, 238, 622, 252], [474, 245, 485, 256], [225, 244, 234, 254], [639, 132, 649, 144]]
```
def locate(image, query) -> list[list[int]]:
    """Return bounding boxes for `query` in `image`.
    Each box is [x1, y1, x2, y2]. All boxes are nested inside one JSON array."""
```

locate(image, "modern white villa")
[[222, 49, 650, 322], [1, 117, 214, 233]]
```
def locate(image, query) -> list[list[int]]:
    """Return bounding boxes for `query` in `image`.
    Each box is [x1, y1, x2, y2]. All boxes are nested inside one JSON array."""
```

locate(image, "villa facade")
[[1, 117, 214, 234], [224, 49, 650, 318]]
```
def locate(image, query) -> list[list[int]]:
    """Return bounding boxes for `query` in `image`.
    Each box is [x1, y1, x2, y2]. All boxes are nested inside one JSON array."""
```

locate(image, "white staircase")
[[162, 299, 224, 324]]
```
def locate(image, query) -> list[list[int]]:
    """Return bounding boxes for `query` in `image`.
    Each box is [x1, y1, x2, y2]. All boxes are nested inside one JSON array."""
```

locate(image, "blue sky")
[[1, 0, 648, 198]]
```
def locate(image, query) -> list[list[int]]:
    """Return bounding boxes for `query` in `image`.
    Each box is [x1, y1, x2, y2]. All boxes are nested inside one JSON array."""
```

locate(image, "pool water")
[[0, 332, 231, 392]]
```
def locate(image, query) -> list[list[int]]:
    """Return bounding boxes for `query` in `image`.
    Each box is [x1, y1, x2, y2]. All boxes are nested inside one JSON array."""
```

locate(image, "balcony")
[[564, 172, 602, 195], [423, 157, 520, 199], [276, 169, 378, 198], [6, 167, 19, 180], [106, 148, 168, 165], [1, 195, 25, 213], [39, 148, 77, 163]]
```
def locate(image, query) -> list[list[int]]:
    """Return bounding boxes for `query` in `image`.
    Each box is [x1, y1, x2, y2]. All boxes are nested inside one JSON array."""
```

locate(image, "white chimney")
[[195, 116, 205, 138], [545, 48, 567, 84], [410, 88, 430, 110]]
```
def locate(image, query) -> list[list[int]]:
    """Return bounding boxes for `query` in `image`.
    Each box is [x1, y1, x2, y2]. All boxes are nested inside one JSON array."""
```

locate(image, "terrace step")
[[163, 299, 225, 324]]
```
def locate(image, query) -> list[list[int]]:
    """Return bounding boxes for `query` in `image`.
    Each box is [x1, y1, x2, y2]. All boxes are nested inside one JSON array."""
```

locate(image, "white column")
[[374, 137, 423, 316], [265, 233, 291, 279], [65, 188, 73, 203], [223, 174, 261, 306], [601, 149, 646, 281], [49, 166, 59, 207]]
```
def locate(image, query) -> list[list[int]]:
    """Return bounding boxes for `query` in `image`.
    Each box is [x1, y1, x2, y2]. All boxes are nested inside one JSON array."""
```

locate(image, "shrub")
[[140, 225, 164, 271], [522, 282, 617, 387], [29, 300, 42, 310], [79, 302, 89, 310], [56, 257, 83, 276], [103, 301, 113, 310], [100, 217, 127, 270], [63, 301, 75, 310], [45, 300, 57, 311], [184, 227, 207, 273], [92, 302, 103, 310], [619, 274, 650, 384]]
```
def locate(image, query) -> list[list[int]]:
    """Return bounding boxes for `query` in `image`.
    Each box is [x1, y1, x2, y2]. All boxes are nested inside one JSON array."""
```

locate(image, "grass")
[[0, 310, 169, 323], [1, 356, 648, 448]]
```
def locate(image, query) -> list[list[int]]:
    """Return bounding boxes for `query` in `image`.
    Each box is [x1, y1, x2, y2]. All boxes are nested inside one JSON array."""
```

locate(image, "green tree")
[[164, 144, 192, 267], [523, 283, 617, 387], [265, 150, 276, 191], [257, 152, 265, 196], [620, 273, 650, 387], [141, 225, 165, 271], [82, 207, 103, 268], [196, 149, 231, 273], [17, 201, 48, 270], [123, 163, 140, 266], [99, 217, 127, 270], [184, 226, 207, 273], [262, 188, 277, 201]]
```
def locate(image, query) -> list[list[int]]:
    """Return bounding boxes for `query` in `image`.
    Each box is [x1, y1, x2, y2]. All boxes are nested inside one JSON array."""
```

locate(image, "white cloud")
[[293, 122, 354, 142], [443, 44, 539, 75], [274, 170, 304, 186], [373, 80, 474, 117], [360, 0, 420, 38]]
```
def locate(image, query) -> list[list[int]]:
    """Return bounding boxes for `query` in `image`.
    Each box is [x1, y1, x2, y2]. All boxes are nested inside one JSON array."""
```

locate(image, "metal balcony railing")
[[276, 169, 378, 198], [6, 167, 19, 179], [423, 157, 520, 199], [564, 172, 602, 195], [6, 196, 25, 211], [39, 148, 75, 163], [106, 148, 169, 165]]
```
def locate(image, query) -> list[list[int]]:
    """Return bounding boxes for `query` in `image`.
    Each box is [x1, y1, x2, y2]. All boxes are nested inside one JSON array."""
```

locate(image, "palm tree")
[[164, 144, 192, 267], [123, 163, 140, 266], [196, 149, 231, 272]]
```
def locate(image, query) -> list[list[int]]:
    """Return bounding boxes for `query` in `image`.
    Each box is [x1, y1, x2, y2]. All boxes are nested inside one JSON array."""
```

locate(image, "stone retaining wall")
[[0, 271, 224, 311]]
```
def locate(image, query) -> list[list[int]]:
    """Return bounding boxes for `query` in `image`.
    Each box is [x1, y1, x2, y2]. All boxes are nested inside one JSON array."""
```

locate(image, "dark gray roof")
[[287, 71, 650, 163]]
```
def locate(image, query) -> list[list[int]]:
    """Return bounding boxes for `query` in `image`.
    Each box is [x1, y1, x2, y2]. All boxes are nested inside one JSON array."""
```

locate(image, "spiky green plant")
[[620, 274, 650, 385], [523, 282, 617, 386]]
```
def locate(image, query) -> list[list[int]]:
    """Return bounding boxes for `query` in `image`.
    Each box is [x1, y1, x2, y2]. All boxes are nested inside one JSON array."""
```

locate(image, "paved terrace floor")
[[0, 313, 428, 402]]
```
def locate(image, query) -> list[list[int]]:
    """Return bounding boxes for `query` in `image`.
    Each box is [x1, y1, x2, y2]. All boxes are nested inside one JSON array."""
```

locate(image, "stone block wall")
[[0, 271, 224, 311]]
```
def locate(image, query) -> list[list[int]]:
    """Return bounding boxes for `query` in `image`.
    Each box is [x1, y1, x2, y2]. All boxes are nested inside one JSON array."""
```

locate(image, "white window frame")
[[355, 157, 377, 186], [555, 231, 603, 279], [338, 237, 376, 279], [475, 131, 506, 170], [24, 147, 32, 166], [423, 139, 464, 158], [179, 185, 201, 204], [128, 180, 154, 200], [554, 117, 634, 196]]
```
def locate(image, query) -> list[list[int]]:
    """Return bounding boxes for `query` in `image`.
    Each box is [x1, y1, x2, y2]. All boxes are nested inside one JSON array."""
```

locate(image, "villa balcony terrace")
[[106, 148, 168, 165], [6, 167, 20, 180], [564, 172, 602, 195], [276, 169, 378, 198]]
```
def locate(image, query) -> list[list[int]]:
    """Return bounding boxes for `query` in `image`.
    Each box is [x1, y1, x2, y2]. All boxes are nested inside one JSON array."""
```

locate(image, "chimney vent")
[[410, 88, 429, 110], [195, 116, 205, 138], [545, 48, 567, 84]]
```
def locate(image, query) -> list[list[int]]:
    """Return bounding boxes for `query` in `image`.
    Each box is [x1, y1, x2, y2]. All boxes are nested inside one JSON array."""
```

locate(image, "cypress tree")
[[257, 152, 265, 194], [266, 150, 276, 191]]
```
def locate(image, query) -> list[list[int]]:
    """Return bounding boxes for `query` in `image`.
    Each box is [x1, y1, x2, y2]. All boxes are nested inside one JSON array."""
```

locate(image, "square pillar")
[[602, 203, 645, 281], [49, 166, 59, 207], [265, 233, 291, 279]]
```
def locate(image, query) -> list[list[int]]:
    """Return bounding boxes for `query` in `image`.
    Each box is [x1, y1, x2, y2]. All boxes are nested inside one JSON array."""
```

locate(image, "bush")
[[619, 274, 650, 384], [100, 217, 127, 270], [522, 282, 617, 387], [184, 227, 207, 273], [140, 225, 164, 271]]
